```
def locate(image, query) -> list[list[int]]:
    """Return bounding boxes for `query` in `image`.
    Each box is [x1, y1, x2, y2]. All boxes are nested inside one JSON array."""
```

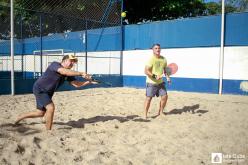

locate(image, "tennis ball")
[[121, 12, 126, 18]]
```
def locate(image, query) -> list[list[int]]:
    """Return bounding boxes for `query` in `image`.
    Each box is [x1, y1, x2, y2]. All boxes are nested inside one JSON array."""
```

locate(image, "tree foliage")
[[0, 0, 247, 39], [124, 0, 206, 23], [123, 0, 248, 24], [0, 0, 120, 39]]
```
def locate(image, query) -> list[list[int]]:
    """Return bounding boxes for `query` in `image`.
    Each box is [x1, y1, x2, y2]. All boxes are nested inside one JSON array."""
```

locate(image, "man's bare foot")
[[158, 112, 166, 118], [46, 130, 55, 136], [144, 115, 148, 120], [14, 118, 21, 125], [151, 114, 159, 119], [41, 117, 46, 123]]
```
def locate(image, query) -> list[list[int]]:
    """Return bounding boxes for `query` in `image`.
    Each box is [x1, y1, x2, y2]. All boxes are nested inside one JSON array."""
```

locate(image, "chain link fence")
[[0, 0, 122, 83]]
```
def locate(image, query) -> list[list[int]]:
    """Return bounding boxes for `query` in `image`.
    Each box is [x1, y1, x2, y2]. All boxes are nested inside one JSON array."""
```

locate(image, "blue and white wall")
[[0, 26, 122, 79], [0, 12, 248, 95], [123, 12, 248, 95]]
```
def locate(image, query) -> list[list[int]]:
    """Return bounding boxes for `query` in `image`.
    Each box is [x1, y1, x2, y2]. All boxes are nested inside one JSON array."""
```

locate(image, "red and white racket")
[[165, 63, 178, 75]]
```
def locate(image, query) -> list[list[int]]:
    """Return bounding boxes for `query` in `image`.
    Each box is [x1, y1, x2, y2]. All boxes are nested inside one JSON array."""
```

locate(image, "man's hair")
[[151, 43, 160, 48]]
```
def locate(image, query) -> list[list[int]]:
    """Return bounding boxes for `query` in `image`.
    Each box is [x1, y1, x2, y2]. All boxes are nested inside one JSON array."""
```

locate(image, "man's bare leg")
[[45, 102, 55, 130], [144, 97, 152, 119], [158, 95, 168, 116], [15, 110, 45, 124]]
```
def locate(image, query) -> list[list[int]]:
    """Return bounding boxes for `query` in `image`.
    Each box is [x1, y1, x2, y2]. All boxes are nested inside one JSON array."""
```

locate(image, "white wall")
[[123, 46, 248, 80], [0, 51, 121, 76], [1, 46, 247, 81]]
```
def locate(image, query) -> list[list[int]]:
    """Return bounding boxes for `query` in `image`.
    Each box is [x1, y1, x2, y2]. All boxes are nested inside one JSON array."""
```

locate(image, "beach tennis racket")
[[165, 63, 178, 76], [91, 75, 112, 87]]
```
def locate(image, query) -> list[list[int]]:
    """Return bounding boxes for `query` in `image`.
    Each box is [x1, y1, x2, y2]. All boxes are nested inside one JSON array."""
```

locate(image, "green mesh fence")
[[0, 0, 123, 80]]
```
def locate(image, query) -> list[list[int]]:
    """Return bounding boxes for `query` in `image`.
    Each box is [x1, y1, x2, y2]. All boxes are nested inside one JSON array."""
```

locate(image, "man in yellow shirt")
[[144, 43, 171, 119]]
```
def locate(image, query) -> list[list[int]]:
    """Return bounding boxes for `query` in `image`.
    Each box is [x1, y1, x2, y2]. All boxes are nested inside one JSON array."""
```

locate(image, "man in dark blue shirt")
[[15, 54, 97, 130]]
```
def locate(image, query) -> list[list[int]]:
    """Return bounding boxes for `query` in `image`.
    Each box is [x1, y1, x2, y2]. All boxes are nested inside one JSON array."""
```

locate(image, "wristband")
[[152, 74, 157, 79]]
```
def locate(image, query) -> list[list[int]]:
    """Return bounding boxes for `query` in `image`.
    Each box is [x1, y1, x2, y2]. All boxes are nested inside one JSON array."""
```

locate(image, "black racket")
[[91, 75, 112, 87]]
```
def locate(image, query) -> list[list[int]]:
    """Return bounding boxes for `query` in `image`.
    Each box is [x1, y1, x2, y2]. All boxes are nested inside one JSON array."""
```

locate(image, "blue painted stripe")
[[0, 79, 37, 95], [0, 74, 123, 95], [123, 76, 248, 95], [222, 79, 248, 95], [124, 12, 248, 50], [0, 27, 121, 55], [124, 16, 221, 49], [225, 12, 248, 46], [123, 76, 219, 93], [167, 77, 219, 93], [123, 75, 146, 88], [87, 28, 121, 51], [1, 75, 247, 95]]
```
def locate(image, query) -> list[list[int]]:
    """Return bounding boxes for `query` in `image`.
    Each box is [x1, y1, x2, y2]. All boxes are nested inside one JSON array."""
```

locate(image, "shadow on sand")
[[151, 104, 208, 119], [54, 115, 149, 128], [0, 123, 41, 136], [164, 104, 208, 115]]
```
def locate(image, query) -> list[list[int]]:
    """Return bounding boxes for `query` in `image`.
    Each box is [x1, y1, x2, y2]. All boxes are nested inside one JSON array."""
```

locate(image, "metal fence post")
[[40, 13, 43, 75]]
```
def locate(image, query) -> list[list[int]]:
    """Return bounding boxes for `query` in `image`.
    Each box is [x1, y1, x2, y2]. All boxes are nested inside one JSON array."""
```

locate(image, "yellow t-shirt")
[[146, 55, 167, 84]]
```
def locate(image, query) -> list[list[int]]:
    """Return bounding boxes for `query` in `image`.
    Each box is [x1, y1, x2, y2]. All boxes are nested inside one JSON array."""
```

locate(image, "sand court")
[[0, 87, 248, 164]]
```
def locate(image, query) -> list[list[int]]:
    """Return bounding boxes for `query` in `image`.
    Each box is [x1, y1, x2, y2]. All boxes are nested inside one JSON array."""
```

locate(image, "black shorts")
[[146, 82, 167, 97], [33, 85, 53, 111]]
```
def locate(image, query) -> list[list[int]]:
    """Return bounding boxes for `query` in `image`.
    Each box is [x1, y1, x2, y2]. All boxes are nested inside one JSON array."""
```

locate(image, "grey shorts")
[[146, 82, 167, 97]]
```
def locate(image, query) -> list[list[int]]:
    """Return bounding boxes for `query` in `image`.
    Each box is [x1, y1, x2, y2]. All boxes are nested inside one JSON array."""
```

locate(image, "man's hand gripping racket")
[[165, 63, 178, 84]]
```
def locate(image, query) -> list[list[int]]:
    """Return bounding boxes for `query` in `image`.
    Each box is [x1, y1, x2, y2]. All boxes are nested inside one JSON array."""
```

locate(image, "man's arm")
[[164, 68, 171, 84], [57, 68, 90, 79], [70, 80, 99, 88], [144, 66, 153, 78], [70, 80, 91, 88]]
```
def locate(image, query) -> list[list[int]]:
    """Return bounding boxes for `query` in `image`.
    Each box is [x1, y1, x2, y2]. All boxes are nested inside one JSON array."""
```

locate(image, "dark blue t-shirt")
[[34, 62, 76, 93]]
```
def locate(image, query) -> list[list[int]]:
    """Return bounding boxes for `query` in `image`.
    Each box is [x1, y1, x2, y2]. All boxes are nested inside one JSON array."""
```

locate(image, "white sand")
[[0, 87, 248, 165]]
